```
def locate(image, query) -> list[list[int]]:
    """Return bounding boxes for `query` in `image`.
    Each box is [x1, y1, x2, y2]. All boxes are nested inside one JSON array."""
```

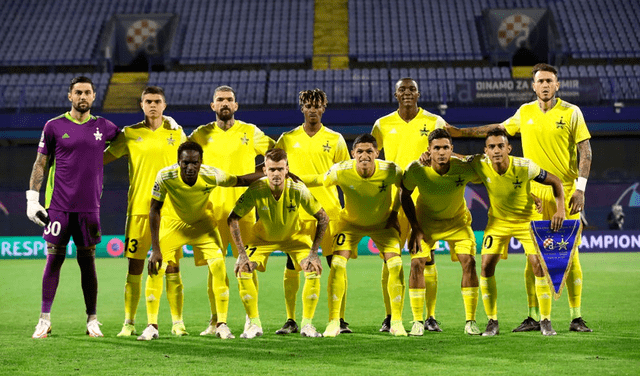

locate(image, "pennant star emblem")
[[94, 128, 103, 141], [557, 238, 569, 250]]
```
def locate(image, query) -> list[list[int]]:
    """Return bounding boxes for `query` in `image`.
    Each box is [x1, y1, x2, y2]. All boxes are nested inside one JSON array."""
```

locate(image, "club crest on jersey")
[[455, 176, 464, 187], [556, 117, 565, 129], [378, 182, 388, 192], [420, 126, 429, 137], [202, 185, 213, 195], [286, 200, 297, 212], [240, 133, 249, 145], [323, 141, 331, 152], [167, 134, 175, 145], [94, 128, 103, 141], [512, 176, 522, 189]]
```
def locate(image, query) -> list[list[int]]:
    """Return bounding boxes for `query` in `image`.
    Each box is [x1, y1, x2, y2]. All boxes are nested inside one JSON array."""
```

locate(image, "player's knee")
[[76, 247, 96, 257], [460, 256, 476, 274], [47, 245, 67, 255], [128, 258, 145, 275]]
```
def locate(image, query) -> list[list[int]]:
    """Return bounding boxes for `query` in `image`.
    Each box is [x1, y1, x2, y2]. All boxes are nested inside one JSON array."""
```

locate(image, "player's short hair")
[[69, 76, 96, 93], [265, 148, 288, 163], [428, 128, 452, 145], [487, 128, 510, 143], [177, 141, 203, 161], [353, 133, 378, 149], [213, 85, 236, 101], [298, 88, 328, 108], [141, 86, 166, 102], [395, 77, 419, 92], [532, 63, 558, 79]]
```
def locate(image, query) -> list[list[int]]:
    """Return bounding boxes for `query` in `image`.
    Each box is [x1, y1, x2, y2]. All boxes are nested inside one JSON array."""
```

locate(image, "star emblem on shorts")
[[420, 126, 429, 137], [455, 175, 464, 187], [512, 176, 522, 189], [94, 128, 103, 141], [286, 200, 297, 212], [557, 238, 569, 250], [323, 141, 331, 152], [556, 117, 565, 129], [167, 134, 175, 145], [240, 133, 249, 145], [379, 182, 388, 192]]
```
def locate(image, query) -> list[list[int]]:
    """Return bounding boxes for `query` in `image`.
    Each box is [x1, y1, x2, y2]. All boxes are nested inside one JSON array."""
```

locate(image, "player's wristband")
[[26, 190, 39, 202], [576, 177, 587, 192]]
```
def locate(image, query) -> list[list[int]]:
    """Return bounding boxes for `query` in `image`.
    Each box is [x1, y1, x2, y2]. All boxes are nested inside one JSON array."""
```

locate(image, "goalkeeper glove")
[[26, 190, 49, 227]]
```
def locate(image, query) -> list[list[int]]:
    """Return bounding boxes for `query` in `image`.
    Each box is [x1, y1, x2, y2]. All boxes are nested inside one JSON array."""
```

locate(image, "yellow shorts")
[[124, 215, 152, 260], [245, 232, 313, 272], [216, 212, 255, 258], [159, 217, 224, 267], [298, 219, 337, 257], [332, 220, 401, 259], [412, 212, 476, 262], [531, 182, 580, 221], [481, 217, 537, 259]]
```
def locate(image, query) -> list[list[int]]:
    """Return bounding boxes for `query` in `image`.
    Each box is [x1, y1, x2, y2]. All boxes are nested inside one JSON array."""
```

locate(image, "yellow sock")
[[567, 253, 583, 319], [283, 268, 300, 320], [302, 272, 321, 320], [252, 271, 259, 306], [144, 266, 166, 325], [535, 276, 552, 320], [461, 286, 479, 321], [124, 273, 142, 322], [207, 258, 229, 323], [480, 275, 497, 320], [328, 255, 347, 321], [165, 272, 184, 323], [340, 273, 347, 320], [238, 272, 259, 318], [424, 264, 438, 318], [386, 256, 405, 322], [409, 288, 425, 322], [381, 262, 391, 316], [206, 271, 217, 323], [524, 258, 539, 320]]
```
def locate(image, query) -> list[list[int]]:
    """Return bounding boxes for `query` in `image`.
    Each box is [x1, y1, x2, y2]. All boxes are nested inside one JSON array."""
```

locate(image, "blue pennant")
[[530, 220, 582, 299]]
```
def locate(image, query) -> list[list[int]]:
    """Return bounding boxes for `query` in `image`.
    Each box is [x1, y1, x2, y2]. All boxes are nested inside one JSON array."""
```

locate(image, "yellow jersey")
[[502, 98, 590, 184], [471, 155, 542, 222], [323, 159, 403, 227], [275, 124, 349, 220], [152, 164, 237, 225], [188, 120, 275, 221], [402, 157, 480, 221], [105, 119, 187, 216], [232, 177, 322, 243], [372, 108, 446, 169]]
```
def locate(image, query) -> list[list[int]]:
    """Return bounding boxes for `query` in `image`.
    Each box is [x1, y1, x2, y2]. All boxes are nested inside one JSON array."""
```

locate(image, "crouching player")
[[472, 129, 565, 336], [137, 141, 260, 341], [229, 148, 329, 339]]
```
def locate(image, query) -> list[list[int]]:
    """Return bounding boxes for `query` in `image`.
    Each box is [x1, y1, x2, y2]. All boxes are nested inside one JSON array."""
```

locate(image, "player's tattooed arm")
[[445, 123, 504, 138], [229, 212, 253, 275], [577, 139, 592, 179], [29, 153, 48, 191], [301, 209, 328, 275]]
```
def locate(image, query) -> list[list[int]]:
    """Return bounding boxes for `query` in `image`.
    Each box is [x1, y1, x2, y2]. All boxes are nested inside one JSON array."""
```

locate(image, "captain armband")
[[533, 169, 548, 183]]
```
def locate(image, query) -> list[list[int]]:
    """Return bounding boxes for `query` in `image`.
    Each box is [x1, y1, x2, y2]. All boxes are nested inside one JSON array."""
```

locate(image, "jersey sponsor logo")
[[94, 128, 103, 141], [322, 141, 331, 152], [240, 133, 249, 145], [62, 133, 70, 139], [167, 135, 175, 145]]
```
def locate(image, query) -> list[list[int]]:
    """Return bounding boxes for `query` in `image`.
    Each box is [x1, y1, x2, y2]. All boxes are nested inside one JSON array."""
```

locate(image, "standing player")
[[459, 64, 593, 332], [401, 129, 482, 336], [372, 77, 466, 332], [230, 148, 329, 339], [319, 134, 407, 337], [104, 86, 187, 337], [472, 129, 564, 336], [137, 141, 260, 341], [189, 85, 275, 335], [274, 89, 350, 335], [27, 76, 120, 338]]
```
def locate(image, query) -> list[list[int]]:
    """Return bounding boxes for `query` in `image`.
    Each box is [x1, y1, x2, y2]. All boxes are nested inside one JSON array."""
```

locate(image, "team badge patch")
[[530, 219, 582, 299]]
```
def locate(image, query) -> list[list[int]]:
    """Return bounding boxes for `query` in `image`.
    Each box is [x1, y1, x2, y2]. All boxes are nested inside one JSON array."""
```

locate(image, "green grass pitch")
[[1, 253, 638, 375]]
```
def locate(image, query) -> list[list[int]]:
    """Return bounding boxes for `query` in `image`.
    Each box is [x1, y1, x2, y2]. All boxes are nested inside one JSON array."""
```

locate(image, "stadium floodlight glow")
[[614, 102, 624, 114], [438, 103, 448, 116]]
